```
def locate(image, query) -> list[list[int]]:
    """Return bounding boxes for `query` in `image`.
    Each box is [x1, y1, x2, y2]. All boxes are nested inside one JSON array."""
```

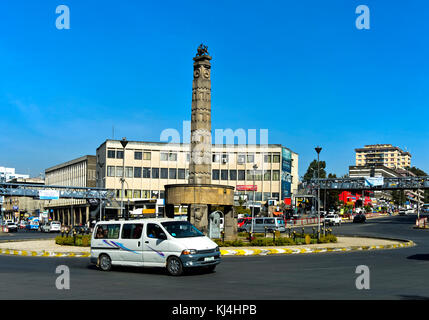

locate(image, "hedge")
[[214, 234, 337, 247], [55, 235, 91, 247]]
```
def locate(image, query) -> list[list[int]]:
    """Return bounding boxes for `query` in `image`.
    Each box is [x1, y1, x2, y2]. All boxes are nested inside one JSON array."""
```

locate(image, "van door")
[[143, 223, 169, 266], [118, 223, 144, 264]]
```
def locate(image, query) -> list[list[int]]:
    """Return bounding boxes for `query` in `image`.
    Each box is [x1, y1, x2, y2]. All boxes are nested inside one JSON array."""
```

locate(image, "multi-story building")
[[44, 155, 97, 226], [2, 177, 46, 221], [355, 144, 411, 169], [0, 166, 30, 182], [96, 140, 299, 218]]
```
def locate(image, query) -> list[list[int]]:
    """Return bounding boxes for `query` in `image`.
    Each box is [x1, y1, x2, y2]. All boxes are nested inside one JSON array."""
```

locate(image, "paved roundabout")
[[0, 214, 428, 299]]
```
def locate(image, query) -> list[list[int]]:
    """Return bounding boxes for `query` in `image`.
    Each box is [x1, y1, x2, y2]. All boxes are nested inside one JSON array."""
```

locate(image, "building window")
[[116, 167, 124, 177], [125, 167, 133, 178], [116, 150, 124, 159], [169, 153, 177, 161], [264, 170, 271, 181], [212, 153, 220, 163], [107, 166, 115, 177], [237, 154, 246, 164], [151, 190, 159, 198], [229, 170, 237, 181], [133, 190, 141, 198], [152, 168, 159, 179], [143, 167, 151, 178], [160, 153, 168, 161], [272, 170, 280, 180], [134, 151, 142, 160], [272, 193, 279, 200], [273, 154, 280, 163], [255, 192, 262, 201], [247, 154, 254, 163], [143, 152, 151, 160], [161, 168, 168, 179], [169, 168, 177, 179], [134, 167, 142, 178], [107, 150, 116, 159], [142, 190, 150, 198], [238, 170, 245, 180], [221, 170, 228, 180], [178, 169, 185, 179], [221, 154, 229, 164], [212, 170, 220, 180], [263, 192, 271, 201], [264, 154, 272, 163]]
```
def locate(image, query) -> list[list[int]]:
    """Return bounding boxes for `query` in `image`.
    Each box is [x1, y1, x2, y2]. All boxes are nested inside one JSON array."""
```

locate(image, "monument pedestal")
[[165, 184, 236, 240]]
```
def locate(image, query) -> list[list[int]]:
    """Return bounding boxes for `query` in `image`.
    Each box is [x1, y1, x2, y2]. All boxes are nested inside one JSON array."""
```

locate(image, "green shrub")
[[55, 235, 91, 247], [317, 234, 338, 244]]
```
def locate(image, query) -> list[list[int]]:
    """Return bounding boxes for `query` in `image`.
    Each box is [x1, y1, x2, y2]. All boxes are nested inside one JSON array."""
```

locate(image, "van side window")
[[264, 218, 275, 224], [146, 223, 164, 239], [255, 219, 263, 224], [95, 224, 120, 239], [121, 224, 143, 239]]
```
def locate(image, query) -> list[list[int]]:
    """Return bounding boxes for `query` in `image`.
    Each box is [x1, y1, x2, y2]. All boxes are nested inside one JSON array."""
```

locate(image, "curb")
[[0, 248, 90, 258], [220, 240, 415, 256], [0, 239, 415, 258]]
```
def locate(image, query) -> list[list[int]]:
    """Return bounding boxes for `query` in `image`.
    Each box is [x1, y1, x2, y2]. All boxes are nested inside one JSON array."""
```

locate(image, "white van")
[[90, 218, 220, 276]]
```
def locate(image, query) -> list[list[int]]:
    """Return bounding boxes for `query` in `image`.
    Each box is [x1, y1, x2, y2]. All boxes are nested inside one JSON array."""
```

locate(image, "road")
[[0, 214, 428, 300]]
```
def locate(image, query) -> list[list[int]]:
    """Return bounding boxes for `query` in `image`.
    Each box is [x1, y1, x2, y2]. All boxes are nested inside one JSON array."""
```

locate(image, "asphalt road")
[[0, 214, 428, 300]]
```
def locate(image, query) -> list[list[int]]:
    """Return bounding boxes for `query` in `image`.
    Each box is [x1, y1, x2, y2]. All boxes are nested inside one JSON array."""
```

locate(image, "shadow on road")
[[406, 254, 429, 261], [398, 295, 429, 300], [86, 264, 216, 277]]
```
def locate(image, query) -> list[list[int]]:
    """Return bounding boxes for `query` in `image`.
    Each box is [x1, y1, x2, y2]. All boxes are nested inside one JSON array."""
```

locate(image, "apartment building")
[[96, 140, 299, 217], [355, 144, 411, 169]]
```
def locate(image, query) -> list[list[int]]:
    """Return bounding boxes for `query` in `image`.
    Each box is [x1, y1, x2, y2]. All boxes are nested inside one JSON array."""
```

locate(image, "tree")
[[303, 160, 326, 181]]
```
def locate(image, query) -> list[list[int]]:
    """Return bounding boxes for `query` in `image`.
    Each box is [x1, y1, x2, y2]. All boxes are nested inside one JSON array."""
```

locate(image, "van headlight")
[[182, 249, 197, 255], [215, 246, 220, 252]]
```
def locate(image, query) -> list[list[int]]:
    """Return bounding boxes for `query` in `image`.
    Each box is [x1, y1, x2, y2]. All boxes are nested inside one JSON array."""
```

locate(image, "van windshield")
[[161, 221, 204, 238]]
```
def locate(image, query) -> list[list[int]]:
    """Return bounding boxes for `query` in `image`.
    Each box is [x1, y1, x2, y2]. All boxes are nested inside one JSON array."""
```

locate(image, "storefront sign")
[[236, 185, 257, 191]]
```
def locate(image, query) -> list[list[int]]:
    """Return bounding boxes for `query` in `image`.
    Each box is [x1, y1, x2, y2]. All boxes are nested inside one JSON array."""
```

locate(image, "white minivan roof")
[[95, 218, 176, 225]]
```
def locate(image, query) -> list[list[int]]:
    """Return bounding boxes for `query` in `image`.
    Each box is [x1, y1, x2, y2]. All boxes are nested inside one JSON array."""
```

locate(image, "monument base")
[[164, 184, 237, 240]]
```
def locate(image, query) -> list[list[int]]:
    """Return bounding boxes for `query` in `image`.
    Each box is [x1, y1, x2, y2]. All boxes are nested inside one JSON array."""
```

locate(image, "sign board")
[[39, 190, 60, 200], [236, 185, 257, 191], [364, 177, 384, 187]]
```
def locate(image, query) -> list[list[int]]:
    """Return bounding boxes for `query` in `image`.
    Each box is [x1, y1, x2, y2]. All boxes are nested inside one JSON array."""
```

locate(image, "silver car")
[[241, 217, 286, 233]]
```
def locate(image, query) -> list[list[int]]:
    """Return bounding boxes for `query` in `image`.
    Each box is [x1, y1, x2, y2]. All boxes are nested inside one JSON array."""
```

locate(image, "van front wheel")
[[167, 256, 183, 276], [99, 254, 112, 271]]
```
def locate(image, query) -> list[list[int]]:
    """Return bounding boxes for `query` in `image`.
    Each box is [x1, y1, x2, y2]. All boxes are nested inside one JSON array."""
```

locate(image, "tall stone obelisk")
[[189, 44, 212, 185], [164, 45, 236, 239]]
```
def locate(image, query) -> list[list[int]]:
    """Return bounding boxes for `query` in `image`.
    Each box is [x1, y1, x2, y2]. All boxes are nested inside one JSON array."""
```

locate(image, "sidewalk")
[[0, 236, 414, 258]]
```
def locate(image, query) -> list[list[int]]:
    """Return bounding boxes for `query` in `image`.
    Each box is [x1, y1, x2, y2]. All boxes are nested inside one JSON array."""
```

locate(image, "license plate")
[[204, 256, 215, 262]]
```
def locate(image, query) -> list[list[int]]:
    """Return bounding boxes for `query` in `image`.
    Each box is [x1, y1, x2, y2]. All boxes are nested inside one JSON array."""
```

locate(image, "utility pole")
[[315, 146, 322, 240], [120, 137, 128, 220], [251, 164, 258, 236]]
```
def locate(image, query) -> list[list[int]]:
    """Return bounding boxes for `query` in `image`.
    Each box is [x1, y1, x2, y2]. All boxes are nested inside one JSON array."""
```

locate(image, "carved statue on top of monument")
[[196, 43, 209, 57]]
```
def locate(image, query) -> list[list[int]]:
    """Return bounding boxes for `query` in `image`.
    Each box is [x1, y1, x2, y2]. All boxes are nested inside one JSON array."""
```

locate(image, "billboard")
[[281, 147, 292, 200], [236, 185, 257, 191], [39, 190, 60, 200], [364, 177, 384, 187]]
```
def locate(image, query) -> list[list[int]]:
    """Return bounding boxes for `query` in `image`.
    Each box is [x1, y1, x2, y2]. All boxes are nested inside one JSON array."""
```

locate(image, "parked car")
[[398, 208, 407, 216], [49, 221, 61, 233], [19, 221, 27, 229], [40, 223, 51, 233], [237, 217, 252, 229], [324, 214, 342, 226], [5, 222, 18, 232], [67, 225, 91, 236], [405, 208, 415, 215], [353, 214, 366, 223]]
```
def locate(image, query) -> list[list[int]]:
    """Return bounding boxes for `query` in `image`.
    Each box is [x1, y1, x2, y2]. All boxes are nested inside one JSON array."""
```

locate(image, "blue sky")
[[0, 0, 428, 178]]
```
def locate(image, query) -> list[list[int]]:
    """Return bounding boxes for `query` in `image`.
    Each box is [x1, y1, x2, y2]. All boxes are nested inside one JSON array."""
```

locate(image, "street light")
[[120, 137, 129, 220], [251, 164, 258, 236], [315, 146, 322, 239]]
